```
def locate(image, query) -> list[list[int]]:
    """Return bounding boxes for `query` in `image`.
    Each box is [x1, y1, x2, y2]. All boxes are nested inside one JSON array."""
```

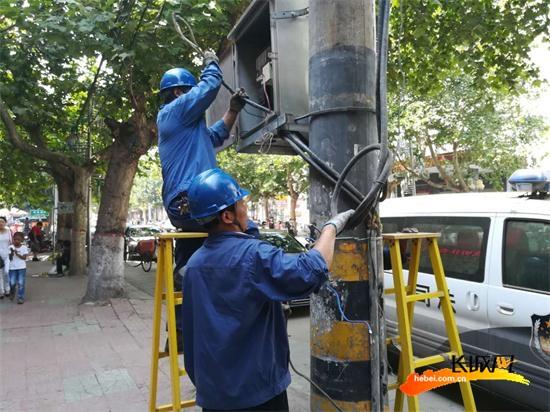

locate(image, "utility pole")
[[309, 0, 386, 410]]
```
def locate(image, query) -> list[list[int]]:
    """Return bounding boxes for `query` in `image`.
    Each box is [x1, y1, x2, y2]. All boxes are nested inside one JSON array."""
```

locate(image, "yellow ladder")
[[149, 232, 208, 412], [383, 232, 476, 412]]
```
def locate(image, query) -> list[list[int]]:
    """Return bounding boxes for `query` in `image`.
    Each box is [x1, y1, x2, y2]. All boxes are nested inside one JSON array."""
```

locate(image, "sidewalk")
[[0, 258, 195, 412]]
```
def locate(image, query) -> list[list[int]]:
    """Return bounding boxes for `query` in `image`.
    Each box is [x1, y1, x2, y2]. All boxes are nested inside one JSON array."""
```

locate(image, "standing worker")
[[157, 51, 255, 351], [182, 168, 354, 411]]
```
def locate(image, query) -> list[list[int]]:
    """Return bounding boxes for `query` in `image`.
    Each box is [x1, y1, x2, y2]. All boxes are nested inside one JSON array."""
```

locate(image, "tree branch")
[[0, 23, 15, 34], [0, 97, 77, 171], [426, 137, 460, 191], [452, 142, 470, 192], [394, 149, 457, 192], [74, 56, 105, 133]]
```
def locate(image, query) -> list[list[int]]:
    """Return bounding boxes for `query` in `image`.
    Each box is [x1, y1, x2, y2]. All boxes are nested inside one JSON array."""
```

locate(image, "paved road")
[[124, 262, 528, 411]]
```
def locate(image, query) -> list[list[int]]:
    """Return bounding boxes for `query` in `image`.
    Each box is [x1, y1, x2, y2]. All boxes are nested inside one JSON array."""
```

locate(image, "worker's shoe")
[[17, 298, 24, 304], [9, 289, 15, 301]]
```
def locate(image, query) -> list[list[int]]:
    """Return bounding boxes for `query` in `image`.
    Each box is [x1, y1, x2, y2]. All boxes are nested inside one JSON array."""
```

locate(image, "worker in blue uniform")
[[182, 168, 354, 411], [157, 51, 257, 351]]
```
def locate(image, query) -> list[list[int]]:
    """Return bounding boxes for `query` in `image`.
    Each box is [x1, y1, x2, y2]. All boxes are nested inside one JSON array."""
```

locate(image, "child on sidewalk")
[[9, 232, 29, 304]]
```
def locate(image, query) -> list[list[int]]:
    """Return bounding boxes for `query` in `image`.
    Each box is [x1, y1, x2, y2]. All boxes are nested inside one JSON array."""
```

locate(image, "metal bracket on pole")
[[271, 7, 309, 19]]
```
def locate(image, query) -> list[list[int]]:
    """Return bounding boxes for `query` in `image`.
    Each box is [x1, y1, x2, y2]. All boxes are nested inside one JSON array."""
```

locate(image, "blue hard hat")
[[159, 68, 197, 92], [188, 168, 250, 221]]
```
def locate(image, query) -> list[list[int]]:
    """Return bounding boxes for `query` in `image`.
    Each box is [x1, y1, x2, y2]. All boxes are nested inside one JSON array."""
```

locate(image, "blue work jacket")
[[157, 62, 229, 210], [182, 231, 329, 409]]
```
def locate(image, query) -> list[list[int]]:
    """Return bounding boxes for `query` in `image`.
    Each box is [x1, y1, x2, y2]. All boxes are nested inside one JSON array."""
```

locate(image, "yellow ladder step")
[[385, 286, 415, 296], [413, 351, 457, 369], [386, 336, 400, 346], [405, 290, 444, 303], [388, 382, 400, 391], [156, 399, 196, 411], [161, 292, 183, 305]]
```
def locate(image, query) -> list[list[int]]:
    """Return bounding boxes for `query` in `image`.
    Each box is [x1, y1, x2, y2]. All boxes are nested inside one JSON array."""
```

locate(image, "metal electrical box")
[[207, 0, 309, 155]]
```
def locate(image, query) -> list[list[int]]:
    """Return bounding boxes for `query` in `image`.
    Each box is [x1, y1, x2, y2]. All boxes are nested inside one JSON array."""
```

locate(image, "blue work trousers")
[[9, 269, 26, 299]]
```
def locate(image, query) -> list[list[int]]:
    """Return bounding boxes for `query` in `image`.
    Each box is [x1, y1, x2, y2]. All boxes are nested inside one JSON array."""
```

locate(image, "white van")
[[381, 186, 550, 409]]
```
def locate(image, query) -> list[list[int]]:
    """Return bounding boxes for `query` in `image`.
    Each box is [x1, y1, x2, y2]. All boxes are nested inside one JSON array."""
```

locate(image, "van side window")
[[382, 217, 490, 282], [503, 220, 550, 294]]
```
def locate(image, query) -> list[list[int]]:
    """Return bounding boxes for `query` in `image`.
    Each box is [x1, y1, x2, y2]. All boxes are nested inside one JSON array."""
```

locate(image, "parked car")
[[124, 225, 162, 261], [259, 229, 310, 307], [380, 172, 550, 410]]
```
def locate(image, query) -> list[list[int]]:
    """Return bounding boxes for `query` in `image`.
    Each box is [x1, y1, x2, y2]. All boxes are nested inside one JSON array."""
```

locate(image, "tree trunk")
[[287, 172, 298, 225], [56, 177, 74, 242], [263, 198, 269, 221], [290, 194, 298, 224], [84, 146, 140, 302], [452, 142, 470, 192], [70, 168, 89, 276]]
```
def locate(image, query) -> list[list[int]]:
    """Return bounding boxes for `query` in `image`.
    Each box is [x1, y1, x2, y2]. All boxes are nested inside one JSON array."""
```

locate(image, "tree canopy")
[[388, 0, 549, 96], [389, 77, 546, 191]]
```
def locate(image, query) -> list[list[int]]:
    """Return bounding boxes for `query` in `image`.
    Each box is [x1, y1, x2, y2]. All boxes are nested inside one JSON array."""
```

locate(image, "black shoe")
[[17, 298, 24, 304], [4, 292, 9, 297], [9, 289, 15, 300], [32, 257, 39, 262]]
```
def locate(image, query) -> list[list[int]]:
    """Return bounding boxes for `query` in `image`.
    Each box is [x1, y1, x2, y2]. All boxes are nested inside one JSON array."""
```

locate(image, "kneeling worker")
[[182, 168, 354, 411]]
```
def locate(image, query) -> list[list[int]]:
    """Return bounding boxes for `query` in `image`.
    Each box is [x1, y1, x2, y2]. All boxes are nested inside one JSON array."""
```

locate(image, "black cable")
[[283, 136, 362, 204], [330, 144, 381, 216], [288, 357, 343, 412], [376, 0, 391, 177], [284, 311, 343, 412], [284, 133, 365, 202]]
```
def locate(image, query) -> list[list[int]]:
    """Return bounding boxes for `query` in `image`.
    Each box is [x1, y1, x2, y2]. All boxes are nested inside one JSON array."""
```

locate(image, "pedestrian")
[[157, 50, 257, 351], [23, 217, 31, 238], [182, 168, 354, 411], [0, 216, 12, 298], [8, 232, 29, 304], [29, 221, 43, 261]]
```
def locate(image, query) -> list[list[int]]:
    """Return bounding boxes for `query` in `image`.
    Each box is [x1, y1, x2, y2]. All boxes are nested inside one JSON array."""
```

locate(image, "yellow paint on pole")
[[330, 239, 369, 281], [312, 321, 371, 361]]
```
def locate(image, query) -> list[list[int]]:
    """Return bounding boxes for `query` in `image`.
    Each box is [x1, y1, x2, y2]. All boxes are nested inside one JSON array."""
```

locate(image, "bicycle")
[[133, 239, 157, 272]]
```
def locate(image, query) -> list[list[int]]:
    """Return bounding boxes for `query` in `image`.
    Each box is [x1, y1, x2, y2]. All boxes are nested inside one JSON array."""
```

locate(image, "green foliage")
[[389, 0, 549, 96], [389, 77, 547, 191], [216, 148, 309, 201], [0, 0, 249, 205], [0, 140, 53, 208], [129, 149, 163, 209]]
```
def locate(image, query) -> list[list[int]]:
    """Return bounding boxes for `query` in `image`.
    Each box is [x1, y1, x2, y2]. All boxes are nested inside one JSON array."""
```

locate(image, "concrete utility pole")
[[309, 0, 387, 410]]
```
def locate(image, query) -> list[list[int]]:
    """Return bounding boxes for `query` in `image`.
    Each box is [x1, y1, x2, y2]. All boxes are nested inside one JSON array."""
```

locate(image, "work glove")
[[323, 209, 355, 235], [203, 50, 219, 66], [229, 88, 247, 113]]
